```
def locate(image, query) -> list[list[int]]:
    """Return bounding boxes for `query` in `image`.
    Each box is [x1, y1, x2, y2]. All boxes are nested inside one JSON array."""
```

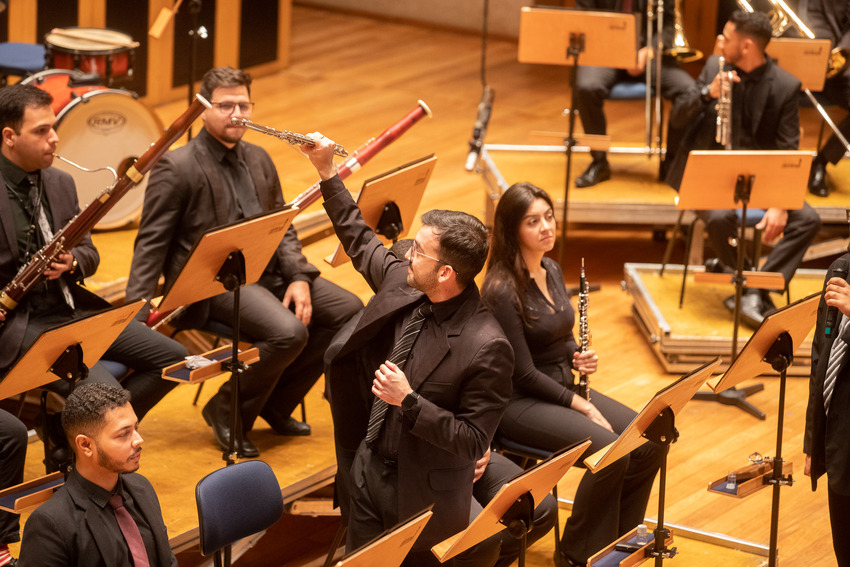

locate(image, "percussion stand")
[[186, 0, 207, 140]]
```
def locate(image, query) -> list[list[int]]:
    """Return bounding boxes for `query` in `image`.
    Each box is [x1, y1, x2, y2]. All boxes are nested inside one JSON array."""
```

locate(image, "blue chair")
[[196, 460, 284, 567], [0, 42, 46, 85]]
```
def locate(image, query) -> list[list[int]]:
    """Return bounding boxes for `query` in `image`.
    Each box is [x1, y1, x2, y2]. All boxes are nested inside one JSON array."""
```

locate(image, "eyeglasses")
[[410, 240, 458, 275], [210, 101, 255, 115]]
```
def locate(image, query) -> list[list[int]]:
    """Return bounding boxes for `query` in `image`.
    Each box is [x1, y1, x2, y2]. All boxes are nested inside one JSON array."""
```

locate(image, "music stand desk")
[[585, 359, 721, 474], [767, 38, 832, 92], [519, 7, 637, 69], [711, 292, 818, 394], [432, 439, 591, 563], [678, 150, 811, 211], [334, 509, 433, 567], [0, 300, 144, 400], [155, 207, 298, 313], [326, 155, 436, 267]]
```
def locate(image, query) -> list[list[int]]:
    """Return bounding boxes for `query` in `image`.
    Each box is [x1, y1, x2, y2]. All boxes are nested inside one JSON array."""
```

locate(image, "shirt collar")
[[198, 126, 243, 163], [74, 469, 120, 510], [429, 283, 475, 324], [0, 152, 35, 190]]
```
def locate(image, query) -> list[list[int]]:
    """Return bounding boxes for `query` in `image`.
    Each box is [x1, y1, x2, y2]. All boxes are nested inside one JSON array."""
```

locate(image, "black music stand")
[[325, 155, 436, 267], [678, 150, 811, 418], [334, 508, 433, 567], [155, 207, 298, 465], [584, 358, 722, 566], [709, 292, 818, 567], [518, 6, 637, 264], [432, 439, 591, 566]]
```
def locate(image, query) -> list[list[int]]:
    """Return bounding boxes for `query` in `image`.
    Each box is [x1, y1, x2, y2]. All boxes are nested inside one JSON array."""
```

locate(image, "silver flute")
[[715, 56, 733, 150], [231, 117, 348, 157]]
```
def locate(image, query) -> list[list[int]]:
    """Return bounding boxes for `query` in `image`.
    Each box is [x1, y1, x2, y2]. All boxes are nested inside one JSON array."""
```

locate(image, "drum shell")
[[45, 27, 134, 80]]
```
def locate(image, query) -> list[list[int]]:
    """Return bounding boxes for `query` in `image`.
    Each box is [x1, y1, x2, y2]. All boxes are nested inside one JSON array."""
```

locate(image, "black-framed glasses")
[[411, 240, 458, 275], [210, 101, 255, 115]]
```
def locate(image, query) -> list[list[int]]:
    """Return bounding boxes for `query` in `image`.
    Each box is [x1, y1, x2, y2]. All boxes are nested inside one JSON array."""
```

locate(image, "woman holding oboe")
[[481, 183, 661, 566]]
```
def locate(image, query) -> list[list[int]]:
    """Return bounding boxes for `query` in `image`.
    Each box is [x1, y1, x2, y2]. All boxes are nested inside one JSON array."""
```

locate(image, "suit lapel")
[[191, 140, 234, 225], [0, 176, 17, 264], [747, 64, 773, 139], [338, 283, 423, 360], [65, 473, 122, 564], [125, 475, 171, 566]]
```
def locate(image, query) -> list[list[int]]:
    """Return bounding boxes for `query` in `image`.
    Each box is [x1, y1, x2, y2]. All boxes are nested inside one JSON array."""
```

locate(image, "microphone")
[[825, 257, 849, 337], [464, 86, 495, 172]]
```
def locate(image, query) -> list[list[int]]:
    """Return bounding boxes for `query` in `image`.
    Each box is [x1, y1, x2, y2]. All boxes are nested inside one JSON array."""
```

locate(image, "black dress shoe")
[[808, 158, 829, 197], [265, 415, 311, 436], [724, 291, 768, 330], [575, 158, 610, 188], [704, 257, 733, 274], [202, 404, 260, 458]]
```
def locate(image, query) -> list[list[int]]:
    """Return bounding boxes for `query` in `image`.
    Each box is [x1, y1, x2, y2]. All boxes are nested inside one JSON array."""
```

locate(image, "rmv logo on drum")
[[87, 112, 126, 134]]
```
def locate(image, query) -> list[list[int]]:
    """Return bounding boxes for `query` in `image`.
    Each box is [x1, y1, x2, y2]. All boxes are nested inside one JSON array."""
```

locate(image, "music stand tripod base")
[[692, 384, 765, 420]]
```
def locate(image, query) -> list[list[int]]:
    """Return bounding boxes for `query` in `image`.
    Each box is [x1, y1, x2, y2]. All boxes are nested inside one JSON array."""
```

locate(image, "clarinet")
[[0, 95, 209, 329], [146, 100, 433, 328], [576, 258, 591, 401]]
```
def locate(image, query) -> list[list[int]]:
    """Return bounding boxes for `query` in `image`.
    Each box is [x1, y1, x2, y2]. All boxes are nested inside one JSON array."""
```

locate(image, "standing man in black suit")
[[806, 250, 850, 566], [573, 0, 696, 187], [665, 10, 821, 329], [19, 383, 177, 566], [126, 67, 363, 458], [0, 84, 187, 470], [303, 137, 513, 566], [807, 0, 850, 197]]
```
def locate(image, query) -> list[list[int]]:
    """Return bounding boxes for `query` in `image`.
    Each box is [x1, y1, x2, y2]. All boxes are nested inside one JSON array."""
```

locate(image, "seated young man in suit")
[[18, 383, 177, 567]]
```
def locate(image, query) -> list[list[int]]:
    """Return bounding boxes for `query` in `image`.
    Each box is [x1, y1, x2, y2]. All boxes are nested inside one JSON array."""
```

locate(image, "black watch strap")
[[402, 391, 420, 410]]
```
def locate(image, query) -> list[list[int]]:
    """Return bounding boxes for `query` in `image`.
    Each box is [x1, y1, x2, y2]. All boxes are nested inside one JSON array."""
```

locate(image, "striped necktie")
[[824, 314, 850, 414], [28, 176, 74, 309], [364, 303, 431, 444]]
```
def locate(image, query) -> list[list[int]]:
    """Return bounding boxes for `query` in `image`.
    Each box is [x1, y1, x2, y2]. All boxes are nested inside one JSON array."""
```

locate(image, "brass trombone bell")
[[665, 0, 703, 63]]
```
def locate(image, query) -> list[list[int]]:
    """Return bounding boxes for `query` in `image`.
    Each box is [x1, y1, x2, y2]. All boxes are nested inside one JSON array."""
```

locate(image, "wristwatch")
[[401, 391, 420, 411], [700, 84, 713, 103]]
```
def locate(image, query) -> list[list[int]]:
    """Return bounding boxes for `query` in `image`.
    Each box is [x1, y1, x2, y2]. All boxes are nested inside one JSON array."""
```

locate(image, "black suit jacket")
[[18, 471, 177, 567], [666, 54, 801, 190], [319, 175, 513, 553], [0, 167, 106, 370], [805, 253, 850, 494], [126, 128, 319, 325]]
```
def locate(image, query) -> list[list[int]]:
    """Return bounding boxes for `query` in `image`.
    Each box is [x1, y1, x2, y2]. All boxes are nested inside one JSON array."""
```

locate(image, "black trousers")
[[829, 487, 850, 566], [204, 276, 362, 433], [817, 67, 850, 166], [20, 313, 187, 421], [698, 202, 822, 287], [575, 62, 695, 162], [0, 410, 26, 545], [498, 389, 662, 563]]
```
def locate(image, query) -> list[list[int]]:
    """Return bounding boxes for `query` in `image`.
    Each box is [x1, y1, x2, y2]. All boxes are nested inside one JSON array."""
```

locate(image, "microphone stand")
[[187, 0, 207, 140], [558, 32, 585, 266]]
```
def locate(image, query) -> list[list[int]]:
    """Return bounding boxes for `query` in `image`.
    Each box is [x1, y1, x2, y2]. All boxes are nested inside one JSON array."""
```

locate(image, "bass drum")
[[53, 89, 163, 230]]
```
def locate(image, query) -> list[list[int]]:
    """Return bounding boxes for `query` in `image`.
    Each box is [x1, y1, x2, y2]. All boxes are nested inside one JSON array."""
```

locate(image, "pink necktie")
[[109, 493, 151, 567]]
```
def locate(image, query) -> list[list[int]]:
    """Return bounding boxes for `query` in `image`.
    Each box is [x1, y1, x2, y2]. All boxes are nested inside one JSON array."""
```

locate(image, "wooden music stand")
[[325, 155, 436, 267], [0, 300, 144, 400], [584, 358, 722, 566], [334, 508, 433, 567], [518, 6, 637, 263], [707, 292, 818, 567], [154, 206, 298, 465], [678, 150, 810, 418], [767, 38, 833, 92], [432, 439, 591, 566]]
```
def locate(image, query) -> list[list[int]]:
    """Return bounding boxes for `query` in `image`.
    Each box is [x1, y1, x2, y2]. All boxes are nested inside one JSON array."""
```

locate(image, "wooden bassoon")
[[0, 95, 209, 328], [146, 100, 432, 328]]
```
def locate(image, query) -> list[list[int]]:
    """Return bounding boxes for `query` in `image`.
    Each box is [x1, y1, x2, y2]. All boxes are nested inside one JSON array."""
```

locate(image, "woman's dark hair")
[[482, 182, 554, 324]]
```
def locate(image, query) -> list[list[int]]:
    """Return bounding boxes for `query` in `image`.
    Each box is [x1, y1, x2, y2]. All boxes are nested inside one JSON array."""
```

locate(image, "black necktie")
[[364, 303, 431, 444], [224, 151, 262, 218]]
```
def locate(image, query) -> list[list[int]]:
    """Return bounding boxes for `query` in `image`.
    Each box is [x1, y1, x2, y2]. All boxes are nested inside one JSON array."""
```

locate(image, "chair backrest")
[[196, 460, 284, 556]]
